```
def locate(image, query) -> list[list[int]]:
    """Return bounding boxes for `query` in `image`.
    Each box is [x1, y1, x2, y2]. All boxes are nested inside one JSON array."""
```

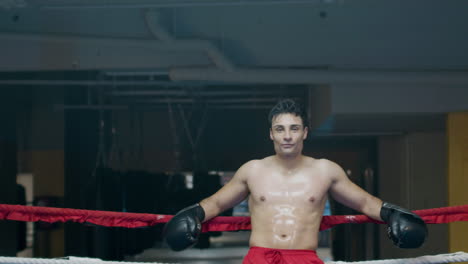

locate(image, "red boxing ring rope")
[[0, 204, 467, 232]]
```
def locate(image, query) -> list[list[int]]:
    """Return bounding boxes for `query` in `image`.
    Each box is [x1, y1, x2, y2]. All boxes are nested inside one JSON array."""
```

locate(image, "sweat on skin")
[[199, 113, 383, 250]]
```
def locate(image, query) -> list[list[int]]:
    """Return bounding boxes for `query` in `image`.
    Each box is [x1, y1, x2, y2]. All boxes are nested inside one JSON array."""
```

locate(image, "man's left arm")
[[327, 161, 382, 221], [327, 161, 428, 248]]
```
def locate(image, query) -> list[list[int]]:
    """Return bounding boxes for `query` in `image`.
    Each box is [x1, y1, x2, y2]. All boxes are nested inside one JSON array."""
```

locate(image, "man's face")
[[270, 113, 308, 158]]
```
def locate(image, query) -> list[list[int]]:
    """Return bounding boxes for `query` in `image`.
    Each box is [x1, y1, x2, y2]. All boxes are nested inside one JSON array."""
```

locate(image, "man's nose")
[[284, 130, 292, 141]]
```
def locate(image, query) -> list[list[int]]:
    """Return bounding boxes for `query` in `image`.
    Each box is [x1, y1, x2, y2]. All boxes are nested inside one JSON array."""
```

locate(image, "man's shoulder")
[[241, 156, 272, 169], [302, 156, 332, 165], [303, 157, 341, 172], [234, 158, 268, 181]]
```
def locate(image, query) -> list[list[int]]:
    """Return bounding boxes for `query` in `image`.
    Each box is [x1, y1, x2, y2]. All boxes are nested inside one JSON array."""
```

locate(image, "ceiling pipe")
[[3, 28, 465, 85], [169, 67, 468, 85], [0, 32, 231, 61], [143, 10, 174, 42], [128, 98, 281, 104], [143, 10, 235, 72], [104, 70, 169, 76], [0, 12, 235, 72], [53, 104, 273, 110], [0, 79, 198, 86], [54, 104, 128, 110], [109, 90, 293, 96], [39, 0, 325, 9], [110, 90, 187, 96]]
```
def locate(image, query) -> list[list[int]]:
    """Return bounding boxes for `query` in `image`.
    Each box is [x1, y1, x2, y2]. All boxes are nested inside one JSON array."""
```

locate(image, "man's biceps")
[[330, 178, 345, 193], [330, 182, 354, 202], [219, 184, 244, 199]]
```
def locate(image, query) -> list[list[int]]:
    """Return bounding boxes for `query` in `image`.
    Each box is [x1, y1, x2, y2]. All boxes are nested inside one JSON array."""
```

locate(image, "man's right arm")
[[199, 161, 252, 221], [163, 160, 252, 251]]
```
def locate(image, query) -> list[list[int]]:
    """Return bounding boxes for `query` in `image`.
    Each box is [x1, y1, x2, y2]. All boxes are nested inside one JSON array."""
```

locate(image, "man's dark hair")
[[268, 99, 308, 127]]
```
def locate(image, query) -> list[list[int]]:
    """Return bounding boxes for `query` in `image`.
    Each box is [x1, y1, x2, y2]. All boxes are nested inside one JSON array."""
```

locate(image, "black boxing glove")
[[163, 204, 206, 251], [380, 202, 428, 248]]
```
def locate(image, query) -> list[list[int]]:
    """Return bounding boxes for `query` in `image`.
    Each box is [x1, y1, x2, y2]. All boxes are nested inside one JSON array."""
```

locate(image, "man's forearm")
[[199, 198, 221, 222], [361, 196, 383, 221]]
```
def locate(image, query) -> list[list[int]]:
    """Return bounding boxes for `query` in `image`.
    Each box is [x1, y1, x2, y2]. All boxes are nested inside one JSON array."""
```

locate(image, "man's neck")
[[274, 153, 304, 170]]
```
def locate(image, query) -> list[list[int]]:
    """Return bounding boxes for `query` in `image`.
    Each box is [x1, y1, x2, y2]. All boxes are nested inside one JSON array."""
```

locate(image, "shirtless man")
[[163, 99, 427, 263]]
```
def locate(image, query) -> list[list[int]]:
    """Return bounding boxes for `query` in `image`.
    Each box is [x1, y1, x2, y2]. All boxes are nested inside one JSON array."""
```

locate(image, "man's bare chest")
[[247, 171, 330, 206]]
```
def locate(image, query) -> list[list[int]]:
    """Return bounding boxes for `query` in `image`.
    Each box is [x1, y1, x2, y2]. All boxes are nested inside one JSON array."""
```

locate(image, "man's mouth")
[[281, 144, 294, 148]]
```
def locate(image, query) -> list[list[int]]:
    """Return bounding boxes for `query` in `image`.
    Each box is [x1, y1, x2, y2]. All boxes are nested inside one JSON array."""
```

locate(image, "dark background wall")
[[378, 132, 448, 258], [0, 90, 19, 255]]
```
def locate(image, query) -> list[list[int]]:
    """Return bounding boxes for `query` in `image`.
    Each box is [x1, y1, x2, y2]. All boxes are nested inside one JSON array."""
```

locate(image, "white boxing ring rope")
[[330, 252, 468, 264], [0, 256, 176, 264], [1, 252, 468, 264]]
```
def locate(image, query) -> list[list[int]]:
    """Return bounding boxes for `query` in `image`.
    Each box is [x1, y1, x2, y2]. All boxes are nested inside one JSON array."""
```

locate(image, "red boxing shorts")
[[243, 246, 324, 264]]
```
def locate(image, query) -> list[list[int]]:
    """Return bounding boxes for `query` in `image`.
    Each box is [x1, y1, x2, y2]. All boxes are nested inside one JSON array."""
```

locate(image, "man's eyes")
[[275, 127, 300, 132]]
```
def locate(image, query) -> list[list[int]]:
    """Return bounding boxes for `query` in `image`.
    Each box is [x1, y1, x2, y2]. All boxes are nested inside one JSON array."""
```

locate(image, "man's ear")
[[270, 128, 274, 140], [303, 126, 308, 140]]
